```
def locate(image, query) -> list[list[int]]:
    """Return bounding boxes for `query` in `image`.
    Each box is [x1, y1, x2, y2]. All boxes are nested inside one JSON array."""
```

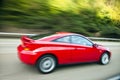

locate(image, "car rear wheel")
[[36, 55, 56, 74], [100, 53, 110, 65]]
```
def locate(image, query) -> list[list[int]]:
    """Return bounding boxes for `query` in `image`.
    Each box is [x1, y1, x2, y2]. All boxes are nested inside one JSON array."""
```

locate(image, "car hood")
[[96, 44, 110, 51]]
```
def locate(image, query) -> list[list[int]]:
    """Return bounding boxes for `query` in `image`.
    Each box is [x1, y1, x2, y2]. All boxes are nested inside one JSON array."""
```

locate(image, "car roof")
[[38, 32, 79, 41]]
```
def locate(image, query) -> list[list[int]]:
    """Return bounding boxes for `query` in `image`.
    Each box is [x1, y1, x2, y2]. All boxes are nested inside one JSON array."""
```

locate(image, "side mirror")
[[93, 44, 98, 48]]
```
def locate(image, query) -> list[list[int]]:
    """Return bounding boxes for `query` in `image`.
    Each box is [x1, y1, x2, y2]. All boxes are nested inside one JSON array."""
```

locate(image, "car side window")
[[71, 35, 93, 46], [53, 36, 70, 43]]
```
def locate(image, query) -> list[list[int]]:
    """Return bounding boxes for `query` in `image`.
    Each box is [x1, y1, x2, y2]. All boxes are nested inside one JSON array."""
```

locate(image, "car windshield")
[[28, 33, 53, 40]]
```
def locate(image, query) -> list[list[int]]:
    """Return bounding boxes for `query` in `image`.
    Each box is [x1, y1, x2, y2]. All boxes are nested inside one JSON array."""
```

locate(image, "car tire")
[[100, 53, 110, 65], [36, 55, 57, 74]]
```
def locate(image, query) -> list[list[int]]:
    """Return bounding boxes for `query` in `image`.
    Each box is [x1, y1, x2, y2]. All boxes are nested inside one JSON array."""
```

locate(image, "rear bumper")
[[17, 45, 37, 65]]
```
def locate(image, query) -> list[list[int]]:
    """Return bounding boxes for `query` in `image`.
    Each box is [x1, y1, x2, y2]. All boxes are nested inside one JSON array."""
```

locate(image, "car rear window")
[[28, 33, 53, 40]]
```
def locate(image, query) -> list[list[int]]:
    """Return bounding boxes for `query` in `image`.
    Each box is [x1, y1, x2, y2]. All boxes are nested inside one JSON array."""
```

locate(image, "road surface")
[[0, 38, 120, 80]]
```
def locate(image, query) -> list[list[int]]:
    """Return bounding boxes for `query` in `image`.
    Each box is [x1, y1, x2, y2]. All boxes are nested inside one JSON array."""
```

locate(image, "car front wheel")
[[100, 53, 110, 65], [36, 55, 56, 74]]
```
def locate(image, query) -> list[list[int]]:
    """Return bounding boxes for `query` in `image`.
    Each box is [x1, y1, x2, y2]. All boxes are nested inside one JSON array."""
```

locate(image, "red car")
[[17, 32, 111, 73]]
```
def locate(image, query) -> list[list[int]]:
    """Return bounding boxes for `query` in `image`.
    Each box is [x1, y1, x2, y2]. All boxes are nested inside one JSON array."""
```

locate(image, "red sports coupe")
[[17, 32, 111, 73]]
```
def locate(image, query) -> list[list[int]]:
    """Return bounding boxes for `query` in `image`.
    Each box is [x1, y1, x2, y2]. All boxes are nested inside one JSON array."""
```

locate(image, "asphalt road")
[[0, 38, 120, 80]]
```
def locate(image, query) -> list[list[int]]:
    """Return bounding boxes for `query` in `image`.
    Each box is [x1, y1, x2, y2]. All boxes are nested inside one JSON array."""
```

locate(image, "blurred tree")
[[1, 0, 120, 38]]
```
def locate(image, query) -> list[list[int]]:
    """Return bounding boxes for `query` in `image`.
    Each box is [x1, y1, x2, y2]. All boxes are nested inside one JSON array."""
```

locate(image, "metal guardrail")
[[0, 32, 36, 38], [0, 32, 36, 36], [0, 32, 120, 41], [88, 37, 120, 41]]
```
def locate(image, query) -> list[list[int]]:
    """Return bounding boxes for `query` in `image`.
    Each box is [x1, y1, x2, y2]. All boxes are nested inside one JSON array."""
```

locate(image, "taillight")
[[24, 47, 30, 51]]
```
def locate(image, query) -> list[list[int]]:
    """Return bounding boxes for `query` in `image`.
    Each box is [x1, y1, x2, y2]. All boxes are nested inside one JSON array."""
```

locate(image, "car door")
[[52, 36, 75, 64], [70, 35, 100, 63]]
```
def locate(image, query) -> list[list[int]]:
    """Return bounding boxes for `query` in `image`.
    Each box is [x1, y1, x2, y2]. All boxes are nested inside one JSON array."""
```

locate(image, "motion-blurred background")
[[0, 0, 120, 38]]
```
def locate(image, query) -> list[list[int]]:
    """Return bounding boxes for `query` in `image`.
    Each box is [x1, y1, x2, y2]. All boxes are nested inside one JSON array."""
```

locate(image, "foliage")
[[1, 0, 120, 38]]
